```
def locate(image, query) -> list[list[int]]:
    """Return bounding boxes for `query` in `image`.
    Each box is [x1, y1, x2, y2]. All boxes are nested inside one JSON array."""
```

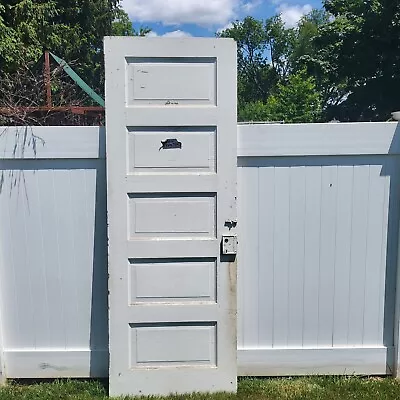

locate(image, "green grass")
[[1, 377, 400, 400]]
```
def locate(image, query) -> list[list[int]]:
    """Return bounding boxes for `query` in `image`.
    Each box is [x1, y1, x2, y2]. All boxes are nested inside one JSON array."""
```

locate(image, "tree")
[[112, 7, 150, 36], [218, 17, 274, 106], [0, 0, 120, 94], [292, 9, 330, 67], [238, 70, 322, 123], [239, 101, 271, 122], [265, 70, 322, 123], [265, 15, 296, 79], [310, 0, 400, 121], [219, 12, 327, 122]]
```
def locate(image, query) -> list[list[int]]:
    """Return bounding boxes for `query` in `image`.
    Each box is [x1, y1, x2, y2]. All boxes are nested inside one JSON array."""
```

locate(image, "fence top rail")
[[0, 126, 105, 160], [1, 122, 399, 161], [238, 122, 400, 157]]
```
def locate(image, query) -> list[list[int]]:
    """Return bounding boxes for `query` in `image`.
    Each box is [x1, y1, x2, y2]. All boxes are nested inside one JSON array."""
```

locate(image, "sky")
[[122, 0, 323, 38]]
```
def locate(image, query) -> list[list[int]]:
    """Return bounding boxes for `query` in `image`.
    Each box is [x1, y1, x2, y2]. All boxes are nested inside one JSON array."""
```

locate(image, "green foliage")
[[0, 0, 120, 94], [293, 9, 330, 64], [2, 1, 400, 123], [310, 0, 400, 121], [238, 71, 322, 123], [265, 16, 296, 78], [0, 4, 19, 65], [239, 101, 271, 122], [219, 12, 327, 122], [0, 1, 152, 98], [219, 17, 274, 103], [112, 7, 150, 36], [266, 70, 322, 123], [221, 4, 400, 122], [112, 6, 135, 36]]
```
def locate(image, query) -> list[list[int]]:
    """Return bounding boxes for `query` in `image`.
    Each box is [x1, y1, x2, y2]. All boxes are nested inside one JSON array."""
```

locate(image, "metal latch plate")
[[222, 235, 238, 255]]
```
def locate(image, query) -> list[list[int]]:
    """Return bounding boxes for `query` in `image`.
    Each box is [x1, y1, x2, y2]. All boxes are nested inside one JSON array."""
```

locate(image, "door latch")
[[224, 219, 237, 230], [159, 138, 182, 150], [222, 235, 238, 255]]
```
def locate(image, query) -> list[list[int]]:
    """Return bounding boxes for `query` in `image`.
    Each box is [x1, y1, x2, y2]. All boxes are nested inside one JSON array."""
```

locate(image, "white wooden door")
[[104, 37, 237, 397]]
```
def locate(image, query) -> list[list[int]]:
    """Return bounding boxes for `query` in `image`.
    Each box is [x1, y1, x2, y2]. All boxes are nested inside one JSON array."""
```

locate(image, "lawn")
[[1, 377, 400, 400]]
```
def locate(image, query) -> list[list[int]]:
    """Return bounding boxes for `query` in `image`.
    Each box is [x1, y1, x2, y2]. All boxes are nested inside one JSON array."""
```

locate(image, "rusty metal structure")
[[0, 51, 105, 125]]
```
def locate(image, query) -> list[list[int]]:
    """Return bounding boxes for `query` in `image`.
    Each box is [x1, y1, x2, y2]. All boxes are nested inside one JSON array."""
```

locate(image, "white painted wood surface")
[[105, 37, 237, 396], [0, 122, 400, 379]]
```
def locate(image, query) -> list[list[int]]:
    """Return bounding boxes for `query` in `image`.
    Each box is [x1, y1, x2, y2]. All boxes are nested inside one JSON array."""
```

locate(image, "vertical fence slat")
[[257, 167, 275, 348], [363, 164, 387, 346], [287, 167, 306, 347], [272, 167, 291, 348], [302, 166, 322, 347], [23, 171, 50, 349], [332, 166, 353, 346], [347, 166, 370, 346], [317, 166, 338, 347], [238, 167, 259, 348]]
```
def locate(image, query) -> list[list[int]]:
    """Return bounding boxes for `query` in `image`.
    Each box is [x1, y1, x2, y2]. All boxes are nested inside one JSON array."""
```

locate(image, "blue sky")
[[122, 0, 323, 38]]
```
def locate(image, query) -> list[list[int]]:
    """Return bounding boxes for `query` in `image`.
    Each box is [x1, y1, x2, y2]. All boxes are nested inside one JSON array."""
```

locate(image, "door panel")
[[105, 37, 237, 396], [128, 127, 216, 173]]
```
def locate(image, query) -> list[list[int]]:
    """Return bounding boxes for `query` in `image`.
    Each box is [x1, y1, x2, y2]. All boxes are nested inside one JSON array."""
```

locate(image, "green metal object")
[[50, 52, 105, 107]]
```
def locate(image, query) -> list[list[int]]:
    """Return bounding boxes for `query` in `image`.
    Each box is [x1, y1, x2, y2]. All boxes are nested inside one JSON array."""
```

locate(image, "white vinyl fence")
[[1, 123, 400, 379], [237, 123, 400, 376], [0, 126, 108, 379]]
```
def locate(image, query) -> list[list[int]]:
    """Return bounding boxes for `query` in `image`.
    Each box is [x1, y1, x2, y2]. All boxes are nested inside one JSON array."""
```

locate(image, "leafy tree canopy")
[[239, 70, 322, 123], [310, 0, 400, 121], [111, 6, 150, 37], [0, 0, 129, 94], [2, 1, 399, 123], [219, 12, 327, 122], [221, 2, 400, 122]]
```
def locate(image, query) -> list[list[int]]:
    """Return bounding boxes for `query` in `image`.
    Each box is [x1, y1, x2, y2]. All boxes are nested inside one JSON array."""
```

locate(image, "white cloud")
[[241, 0, 262, 13], [122, 0, 240, 26], [217, 22, 234, 34], [163, 30, 193, 37], [277, 3, 313, 27], [146, 29, 192, 37]]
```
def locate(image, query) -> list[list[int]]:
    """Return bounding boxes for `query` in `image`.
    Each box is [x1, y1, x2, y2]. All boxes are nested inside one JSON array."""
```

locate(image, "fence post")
[[0, 293, 6, 383], [394, 222, 400, 377], [0, 158, 6, 384]]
